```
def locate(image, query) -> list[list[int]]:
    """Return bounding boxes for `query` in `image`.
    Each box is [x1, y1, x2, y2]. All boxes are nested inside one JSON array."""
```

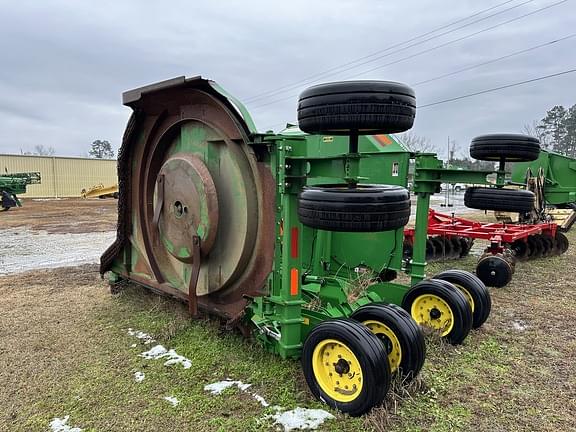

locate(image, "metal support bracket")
[[188, 235, 201, 317]]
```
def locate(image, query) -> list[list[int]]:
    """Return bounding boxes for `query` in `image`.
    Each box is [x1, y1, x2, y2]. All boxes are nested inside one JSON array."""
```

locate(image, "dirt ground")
[[1, 200, 575, 431], [1, 198, 117, 233]]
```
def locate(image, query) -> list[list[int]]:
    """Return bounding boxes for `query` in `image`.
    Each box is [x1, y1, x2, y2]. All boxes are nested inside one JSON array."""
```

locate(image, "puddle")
[[0, 228, 115, 275]]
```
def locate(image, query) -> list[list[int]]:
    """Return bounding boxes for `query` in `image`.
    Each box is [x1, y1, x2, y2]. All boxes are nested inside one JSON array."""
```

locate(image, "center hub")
[[334, 358, 350, 375], [156, 154, 218, 262], [430, 308, 442, 320]]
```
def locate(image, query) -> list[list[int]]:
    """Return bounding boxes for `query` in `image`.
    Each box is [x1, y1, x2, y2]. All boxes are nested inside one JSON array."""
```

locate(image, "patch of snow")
[[271, 407, 335, 431], [134, 371, 145, 382], [140, 345, 192, 369], [131, 343, 137, 348], [204, 379, 242, 395], [204, 379, 269, 407], [32, 198, 64, 201], [128, 328, 155, 345], [0, 228, 115, 275], [141, 344, 167, 358], [511, 320, 528, 331], [164, 396, 179, 407], [49, 416, 83, 432], [252, 393, 270, 407]]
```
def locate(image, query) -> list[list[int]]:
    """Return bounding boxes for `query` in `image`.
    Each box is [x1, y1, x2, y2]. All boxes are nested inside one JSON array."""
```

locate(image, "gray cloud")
[[0, 0, 574, 156]]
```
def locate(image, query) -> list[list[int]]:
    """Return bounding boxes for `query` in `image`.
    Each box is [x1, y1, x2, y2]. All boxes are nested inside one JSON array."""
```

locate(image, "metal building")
[[0, 154, 117, 198]]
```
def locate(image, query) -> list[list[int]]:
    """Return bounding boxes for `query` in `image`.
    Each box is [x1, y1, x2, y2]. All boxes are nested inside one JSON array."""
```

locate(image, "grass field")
[[1, 230, 575, 431]]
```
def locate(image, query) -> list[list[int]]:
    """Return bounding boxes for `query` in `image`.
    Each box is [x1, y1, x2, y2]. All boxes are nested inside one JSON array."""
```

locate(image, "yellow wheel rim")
[[452, 283, 475, 313], [312, 339, 364, 403], [411, 294, 454, 336], [363, 320, 402, 373]]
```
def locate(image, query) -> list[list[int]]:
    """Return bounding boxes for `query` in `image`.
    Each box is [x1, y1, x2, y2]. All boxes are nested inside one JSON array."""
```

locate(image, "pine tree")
[[89, 140, 114, 159]]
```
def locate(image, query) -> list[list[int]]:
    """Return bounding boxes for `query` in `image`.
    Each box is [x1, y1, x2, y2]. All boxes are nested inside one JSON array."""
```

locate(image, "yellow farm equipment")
[[81, 183, 119, 199]]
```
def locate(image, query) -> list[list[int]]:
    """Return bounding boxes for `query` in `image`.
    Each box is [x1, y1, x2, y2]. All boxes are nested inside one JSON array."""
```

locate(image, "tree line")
[[20, 140, 115, 159], [524, 104, 576, 158]]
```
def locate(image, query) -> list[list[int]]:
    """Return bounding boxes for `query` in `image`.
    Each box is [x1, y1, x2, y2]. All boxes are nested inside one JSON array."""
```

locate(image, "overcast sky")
[[0, 0, 574, 159]]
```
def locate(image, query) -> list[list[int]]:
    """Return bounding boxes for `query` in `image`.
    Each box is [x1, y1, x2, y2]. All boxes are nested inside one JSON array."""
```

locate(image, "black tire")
[[464, 187, 534, 213], [470, 134, 540, 162], [301, 319, 390, 416], [351, 303, 426, 380], [433, 270, 491, 329], [113, 192, 119, 199], [476, 254, 513, 287], [298, 184, 410, 232], [402, 279, 472, 345], [297, 81, 416, 135]]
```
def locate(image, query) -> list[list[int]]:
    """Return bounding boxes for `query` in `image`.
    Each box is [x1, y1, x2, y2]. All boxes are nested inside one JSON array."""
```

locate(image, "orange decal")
[[374, 134, 392, 146], [290, 268, 299, 296]]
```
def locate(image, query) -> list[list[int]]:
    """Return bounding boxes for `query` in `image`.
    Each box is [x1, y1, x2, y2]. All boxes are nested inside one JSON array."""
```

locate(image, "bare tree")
[[32, 145, 56, 156], [522, 121, 548, 147], [396, 132, 437, 153]]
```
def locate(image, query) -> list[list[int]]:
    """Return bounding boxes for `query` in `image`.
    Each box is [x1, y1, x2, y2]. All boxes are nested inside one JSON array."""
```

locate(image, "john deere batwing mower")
[[102, 76, 499, 415], [0, 171, 41, 211], [511, 148, 576, 231]]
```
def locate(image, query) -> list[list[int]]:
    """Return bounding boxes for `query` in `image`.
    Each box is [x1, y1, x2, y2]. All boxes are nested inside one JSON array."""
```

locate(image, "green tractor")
[[0, 171, 41, 211], [102, 76, 540, 415]]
